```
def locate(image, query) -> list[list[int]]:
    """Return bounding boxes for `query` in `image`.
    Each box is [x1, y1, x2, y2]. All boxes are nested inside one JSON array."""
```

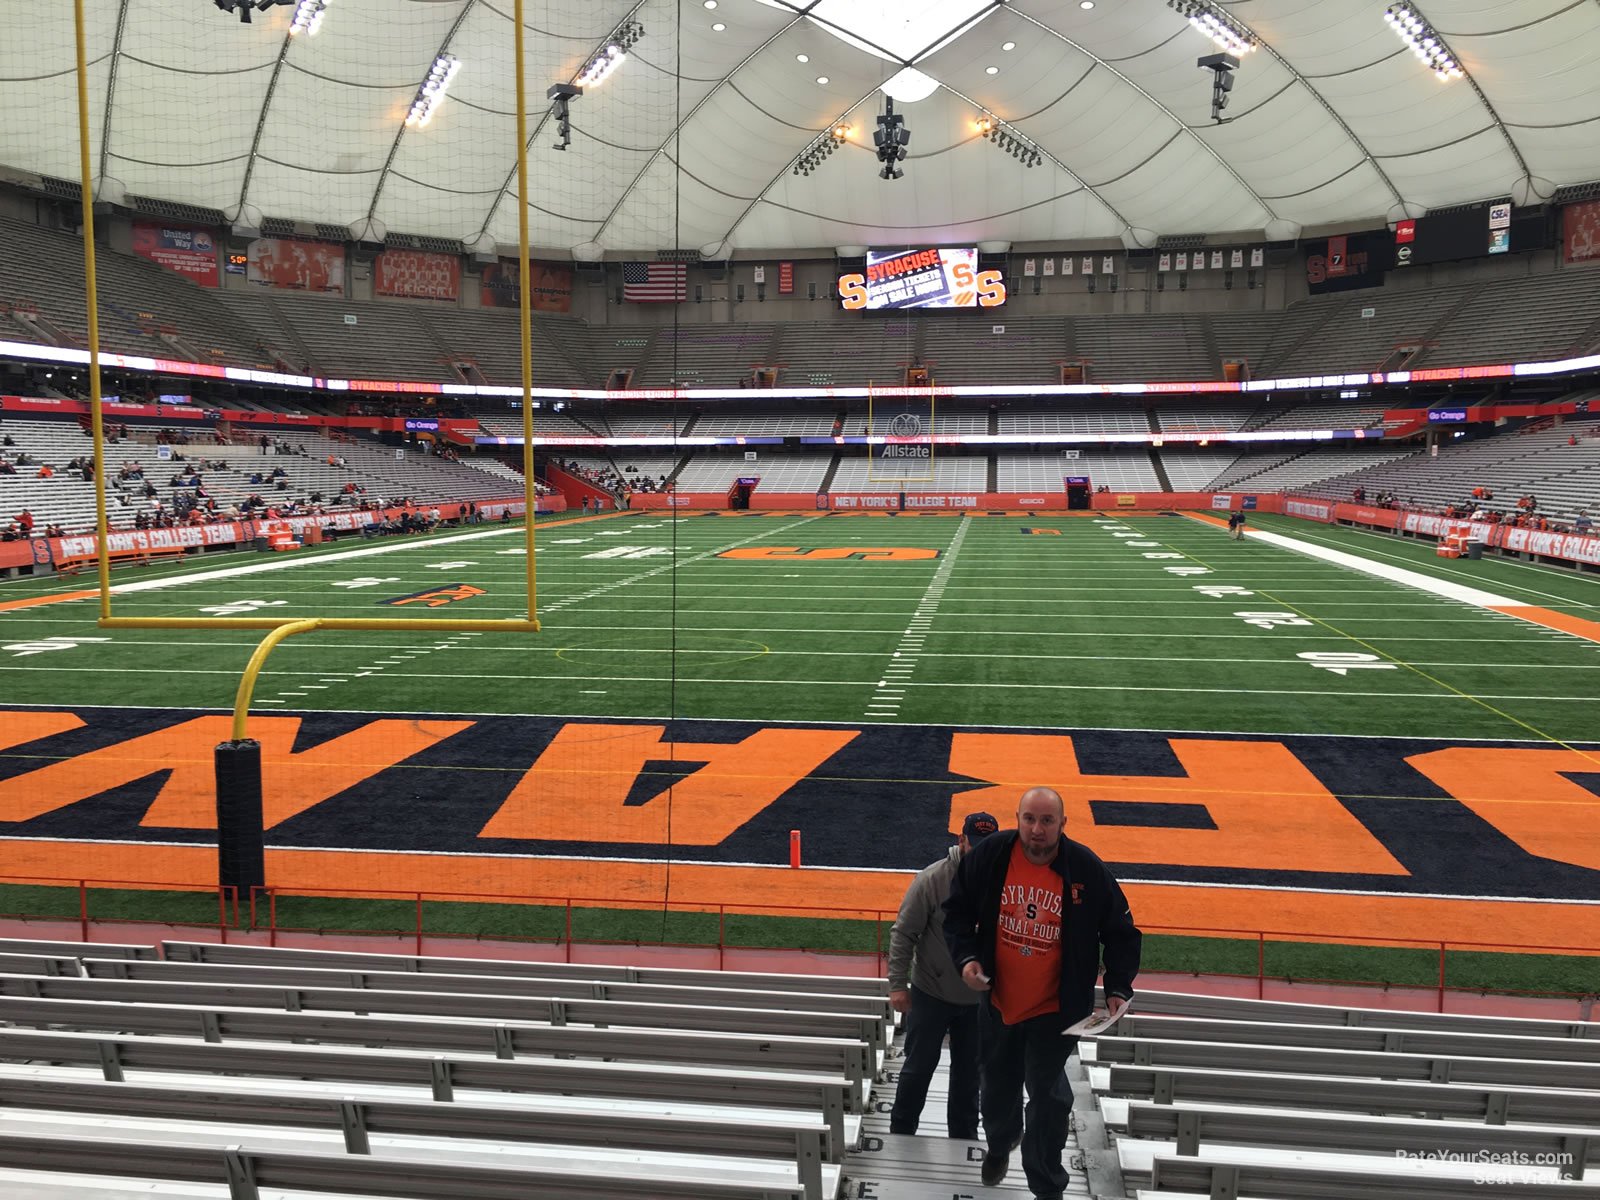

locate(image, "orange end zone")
[[5, 839, 1596, 957]]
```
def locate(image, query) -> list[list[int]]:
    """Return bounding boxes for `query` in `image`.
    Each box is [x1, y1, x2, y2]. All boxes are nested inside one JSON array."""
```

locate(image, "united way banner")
[[375, 249, 460, 301], [131, 222, 218, 288], [247, 238, 344, 294]]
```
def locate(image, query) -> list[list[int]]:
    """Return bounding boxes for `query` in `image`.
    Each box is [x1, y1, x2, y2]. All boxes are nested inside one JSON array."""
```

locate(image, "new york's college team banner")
[[131, 222, 219, 288], [374, 249, 460, 301], [247, 238, 345, 294]]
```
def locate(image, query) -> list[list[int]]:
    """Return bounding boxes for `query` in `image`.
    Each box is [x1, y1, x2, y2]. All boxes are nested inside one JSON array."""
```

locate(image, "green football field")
[[2, 508, 1598, 997], [1, 509, 1597, 741]]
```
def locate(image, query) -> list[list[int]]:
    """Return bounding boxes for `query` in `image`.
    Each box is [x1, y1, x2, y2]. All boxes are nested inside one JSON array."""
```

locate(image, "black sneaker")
[[980, 1137, 1020, 1186]]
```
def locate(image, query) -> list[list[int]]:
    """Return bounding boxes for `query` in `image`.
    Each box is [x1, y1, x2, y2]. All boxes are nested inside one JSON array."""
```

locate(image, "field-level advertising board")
[[838, 247, 1006, 310]]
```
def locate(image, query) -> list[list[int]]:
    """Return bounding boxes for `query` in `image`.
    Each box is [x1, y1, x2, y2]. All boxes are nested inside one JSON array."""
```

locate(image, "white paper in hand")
[[1062, 999, 1132, 1037]]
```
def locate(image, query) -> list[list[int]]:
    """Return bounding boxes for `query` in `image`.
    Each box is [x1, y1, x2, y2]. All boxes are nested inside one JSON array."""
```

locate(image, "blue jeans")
[[978, 997, 1077, 1199], [889, 984, 980, 1136]]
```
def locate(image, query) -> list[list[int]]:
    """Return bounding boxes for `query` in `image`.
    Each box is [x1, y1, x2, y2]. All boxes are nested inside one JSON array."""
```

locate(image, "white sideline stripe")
[[1202, 519, 1519, 607], [101, 525, 533, 596]]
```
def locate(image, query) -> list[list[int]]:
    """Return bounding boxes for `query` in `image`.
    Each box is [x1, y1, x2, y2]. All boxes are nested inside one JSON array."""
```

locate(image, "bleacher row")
[[5, 215, 1599, 388], [0, 417, 536, 536], [0, 936, 1593, 1199]]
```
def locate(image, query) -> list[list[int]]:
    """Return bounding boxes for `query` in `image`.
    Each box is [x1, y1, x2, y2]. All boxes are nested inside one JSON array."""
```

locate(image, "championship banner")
[[131, 222, 219, 288], [247, 238, 344, 294], [868, 389, 934, 482], [778, 261, 794, 294], [530, 263, 573, 313], [375, 249, 460, 301], [479, 261, 573, 313], [480, 259, 520, 308], [1564, 199, 1600, 263]]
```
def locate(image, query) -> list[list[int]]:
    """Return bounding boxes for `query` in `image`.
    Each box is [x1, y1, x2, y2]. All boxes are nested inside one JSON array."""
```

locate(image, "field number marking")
[[1298, 651, 1398, 676], [1235, 610, 1314, 630]]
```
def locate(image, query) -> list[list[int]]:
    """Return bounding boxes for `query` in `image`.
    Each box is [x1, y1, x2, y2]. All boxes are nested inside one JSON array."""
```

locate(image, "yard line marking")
[[1182, 513, 1600, 761], [541, 514, 827, 616], [868, 515, 971, 717]]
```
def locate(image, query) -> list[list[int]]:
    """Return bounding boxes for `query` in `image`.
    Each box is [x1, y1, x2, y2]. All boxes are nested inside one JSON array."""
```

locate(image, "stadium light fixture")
[[289, 0, 331, 35], [975, 111, 1042, 167], [406, 54, 461, 128], [1167, 0, 1257, 56], [578, 19, 645, 87], [1383, 4, 1462, 80], [793, 123, 850, 176]]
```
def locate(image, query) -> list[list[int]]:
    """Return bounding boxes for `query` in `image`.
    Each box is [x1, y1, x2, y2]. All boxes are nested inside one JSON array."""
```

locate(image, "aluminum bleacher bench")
[[0, 937, 157, 960], [1122, 1140, 1598, 1198], [83, 957, 894, 1056], [66, 960, 886, 1067], [0, 1130, 808, 1200], [1085, 1034, 1600, 1091], [0, 1072, 833, 1199], [0, 1026, 854, 1156], [1134, 988, 1600, 1041], [1114, 1012, 1600, 1065], [161, 938, 890, 997], [0, 987, 871, 1111], [1091, 1062, 1600, 1126], [0, 953, 84, 978], [1106, 1097, 1592, 1180]]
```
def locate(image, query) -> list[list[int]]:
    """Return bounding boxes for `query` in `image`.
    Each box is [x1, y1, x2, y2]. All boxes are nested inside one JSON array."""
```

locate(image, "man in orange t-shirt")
[[943, 787, 1141, 1199]]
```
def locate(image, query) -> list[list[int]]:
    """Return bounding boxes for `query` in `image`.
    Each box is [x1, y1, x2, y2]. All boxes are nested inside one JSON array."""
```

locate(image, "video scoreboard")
[[838, 247, 1006, 310]]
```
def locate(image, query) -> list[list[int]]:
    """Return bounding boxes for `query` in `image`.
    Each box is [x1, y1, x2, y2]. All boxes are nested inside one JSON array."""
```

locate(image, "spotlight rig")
[[213, 0, 295, 23], [793, 123, 850, 176], [976, 115, 1043, 168], [1197, 52, 1239, 123], [874, 98, 910, 181]]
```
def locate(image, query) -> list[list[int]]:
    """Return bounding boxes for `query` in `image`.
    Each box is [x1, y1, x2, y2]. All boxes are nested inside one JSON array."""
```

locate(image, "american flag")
[[622, 261, 687, 302]]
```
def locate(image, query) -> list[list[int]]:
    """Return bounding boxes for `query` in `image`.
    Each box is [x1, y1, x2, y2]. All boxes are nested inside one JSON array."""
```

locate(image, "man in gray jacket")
[[888, 811, 999, 1138]]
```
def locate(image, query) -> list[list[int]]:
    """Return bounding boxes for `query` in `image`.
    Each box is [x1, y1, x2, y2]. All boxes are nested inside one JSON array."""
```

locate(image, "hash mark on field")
[[868, 515, 970, 720]]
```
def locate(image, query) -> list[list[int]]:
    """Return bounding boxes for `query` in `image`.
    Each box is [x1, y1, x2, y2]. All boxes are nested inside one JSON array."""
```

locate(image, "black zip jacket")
[[942, 830, 1141, 1030]]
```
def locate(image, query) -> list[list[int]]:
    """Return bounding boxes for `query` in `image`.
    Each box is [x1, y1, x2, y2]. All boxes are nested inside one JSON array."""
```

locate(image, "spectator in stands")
[[888, 811, 996, 1141], [0, 460, 13, 476], [44, 523, 64, 539], [944, 787, 1141, 1197], [36, 464, 53, 479], [15, 509, 33, 537], [1, 523, 19, 541], [1576, 512, 1592, 534]]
